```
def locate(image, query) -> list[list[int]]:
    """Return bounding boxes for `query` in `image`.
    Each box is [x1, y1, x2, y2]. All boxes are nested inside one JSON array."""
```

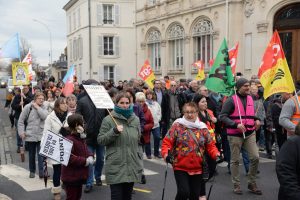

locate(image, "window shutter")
[[97, 4, 103, 25], [114, 4, 120, 26], [115, 65, 120, 82], [114, 36, 119, 57], [99, 65, 104, 81], [98, 36, 103, 56]]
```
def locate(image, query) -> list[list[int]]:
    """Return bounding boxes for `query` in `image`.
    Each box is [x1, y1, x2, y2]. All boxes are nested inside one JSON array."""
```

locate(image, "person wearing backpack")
[[18, 92, 48, 178]]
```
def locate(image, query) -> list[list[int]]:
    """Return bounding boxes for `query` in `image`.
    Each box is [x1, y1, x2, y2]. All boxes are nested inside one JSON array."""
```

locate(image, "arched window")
[[192, 18, 213, 68], [147, 29, 161, 71], [167, 23, 184, 70]]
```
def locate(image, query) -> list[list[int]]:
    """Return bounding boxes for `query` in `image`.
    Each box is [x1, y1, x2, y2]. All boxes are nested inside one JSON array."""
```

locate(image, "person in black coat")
[[75, 79, 107, 193], [276, 123, 300, 200]]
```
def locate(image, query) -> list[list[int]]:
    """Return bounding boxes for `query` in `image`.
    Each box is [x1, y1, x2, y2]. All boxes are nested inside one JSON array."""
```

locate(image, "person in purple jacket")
[[61, 114, 93, 200]]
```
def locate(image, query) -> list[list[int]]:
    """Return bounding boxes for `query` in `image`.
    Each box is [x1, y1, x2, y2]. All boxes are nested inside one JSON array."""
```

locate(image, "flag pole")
[[106, 109, 119, 126], [233, 87, 246, 139]]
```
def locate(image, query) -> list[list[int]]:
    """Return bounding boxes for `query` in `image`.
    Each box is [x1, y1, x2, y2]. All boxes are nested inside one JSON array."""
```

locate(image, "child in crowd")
[[61, 114, 93, 200]]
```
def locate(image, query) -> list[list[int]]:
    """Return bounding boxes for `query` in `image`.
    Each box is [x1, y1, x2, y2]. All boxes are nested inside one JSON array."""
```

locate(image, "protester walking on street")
[[76, 79, 107, 193], [98, 92, 143, 200], [219, 78, 262, 195], [61, 114, 93, 200], [43, 97, 69, 200], [276, 122, 300, 200], [161, 102, 220, 200], [18, 92, 48, 178]]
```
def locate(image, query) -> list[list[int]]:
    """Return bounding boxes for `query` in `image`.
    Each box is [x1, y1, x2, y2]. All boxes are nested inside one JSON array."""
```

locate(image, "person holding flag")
[[256, 30, 296, 137], [219, 78, 262, 195]]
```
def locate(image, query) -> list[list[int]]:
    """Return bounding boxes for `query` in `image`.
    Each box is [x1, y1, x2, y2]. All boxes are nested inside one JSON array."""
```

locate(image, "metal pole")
[[33, 19, 53, 74]]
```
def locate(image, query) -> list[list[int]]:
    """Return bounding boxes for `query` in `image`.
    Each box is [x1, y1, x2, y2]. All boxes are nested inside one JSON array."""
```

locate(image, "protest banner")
[[12, 62, 29, 86], [39, 130, 73, 166], [138, 60, 155, 89], [83, 85, 115, 109]]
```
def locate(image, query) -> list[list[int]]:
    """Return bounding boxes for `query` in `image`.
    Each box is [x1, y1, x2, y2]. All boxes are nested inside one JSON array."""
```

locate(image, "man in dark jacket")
[[76, 79, 107, 193], [276, 124, 300, 200], [161, 81, 186, 138], [11, 85, 34, 152]]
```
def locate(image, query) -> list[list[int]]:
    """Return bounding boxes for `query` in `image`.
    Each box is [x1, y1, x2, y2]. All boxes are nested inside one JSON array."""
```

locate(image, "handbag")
[[188, 129, 215, 182]]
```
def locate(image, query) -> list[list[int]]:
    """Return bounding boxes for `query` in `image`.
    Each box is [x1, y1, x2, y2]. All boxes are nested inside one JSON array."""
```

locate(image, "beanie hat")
[[236, 78, 249, 90]]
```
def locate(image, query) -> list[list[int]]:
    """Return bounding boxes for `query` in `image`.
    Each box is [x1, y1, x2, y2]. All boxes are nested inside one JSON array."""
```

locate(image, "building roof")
[[63, 0, 79, 11]]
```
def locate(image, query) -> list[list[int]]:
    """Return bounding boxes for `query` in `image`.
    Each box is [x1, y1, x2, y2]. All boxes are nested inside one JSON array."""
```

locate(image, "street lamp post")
[[33, 19, 53, 74]]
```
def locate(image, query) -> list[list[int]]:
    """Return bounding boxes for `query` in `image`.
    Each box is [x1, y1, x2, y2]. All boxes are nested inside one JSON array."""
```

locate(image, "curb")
[[0, 193, 12, 200]]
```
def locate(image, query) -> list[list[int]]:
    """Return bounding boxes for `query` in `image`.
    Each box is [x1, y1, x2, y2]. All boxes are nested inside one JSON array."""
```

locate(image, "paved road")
[[0, 89, 280, 200]]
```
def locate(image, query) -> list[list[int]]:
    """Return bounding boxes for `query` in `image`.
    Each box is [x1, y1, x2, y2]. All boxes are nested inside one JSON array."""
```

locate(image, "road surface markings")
[[0, 164, 48, 192]]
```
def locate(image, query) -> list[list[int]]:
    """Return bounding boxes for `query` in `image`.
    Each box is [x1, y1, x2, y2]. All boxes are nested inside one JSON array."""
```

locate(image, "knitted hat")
[[236, 78, 249, 90]]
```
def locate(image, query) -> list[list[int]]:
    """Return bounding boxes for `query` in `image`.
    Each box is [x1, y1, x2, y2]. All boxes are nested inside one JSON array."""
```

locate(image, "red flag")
[[209, 59, 214, 67], [228, 43, 239, 74]]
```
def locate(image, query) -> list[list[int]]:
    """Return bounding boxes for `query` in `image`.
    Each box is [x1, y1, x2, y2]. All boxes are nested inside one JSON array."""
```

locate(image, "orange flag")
[[228, 43, 239, 74], [138, 60, 156, 89], [258, 31, 295, 99], [193, 60, 205, 81]]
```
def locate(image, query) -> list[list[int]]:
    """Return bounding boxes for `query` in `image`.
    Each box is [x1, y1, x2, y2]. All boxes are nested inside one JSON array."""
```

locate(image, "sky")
[[0, 0, 69, 66]]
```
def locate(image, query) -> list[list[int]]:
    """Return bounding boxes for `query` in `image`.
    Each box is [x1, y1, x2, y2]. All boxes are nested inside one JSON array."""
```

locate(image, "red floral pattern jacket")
[[161, 122, 219, 174]]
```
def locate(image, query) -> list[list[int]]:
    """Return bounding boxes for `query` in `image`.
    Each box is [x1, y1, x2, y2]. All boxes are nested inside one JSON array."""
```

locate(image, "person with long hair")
[[161, 102, 221, 200], [61, 114, 93, 200], [98, 92, 143, 200], [43, 97, 69, 200]]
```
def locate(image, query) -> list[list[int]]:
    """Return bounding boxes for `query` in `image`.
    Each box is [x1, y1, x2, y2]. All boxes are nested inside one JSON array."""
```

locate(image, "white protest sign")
[[83, 85, 114, 109], [39, 130, 73, 166]]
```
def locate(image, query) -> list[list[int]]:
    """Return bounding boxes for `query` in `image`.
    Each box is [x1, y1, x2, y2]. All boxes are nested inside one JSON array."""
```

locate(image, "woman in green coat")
[[98, 92, 143, 200]]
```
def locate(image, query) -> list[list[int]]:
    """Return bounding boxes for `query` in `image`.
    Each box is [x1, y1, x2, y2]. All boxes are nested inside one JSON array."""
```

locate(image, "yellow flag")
[[258, 31, 295, 99], [194, 60, 205, 81], [12, 62, 29, 86]]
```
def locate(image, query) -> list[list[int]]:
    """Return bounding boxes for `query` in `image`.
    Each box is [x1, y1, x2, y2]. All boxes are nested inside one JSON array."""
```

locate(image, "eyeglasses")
[[170, 85, 177, 87]]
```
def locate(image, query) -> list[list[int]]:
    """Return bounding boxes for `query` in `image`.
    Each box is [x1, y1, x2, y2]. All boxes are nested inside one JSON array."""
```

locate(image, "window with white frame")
[[97, 4, 120, 25], [167, 24, 184, 70], [104, 65, 115, 81], [147, 30, 161, 71], [192, 19, 213, 70], [98, 36, 119, 57]]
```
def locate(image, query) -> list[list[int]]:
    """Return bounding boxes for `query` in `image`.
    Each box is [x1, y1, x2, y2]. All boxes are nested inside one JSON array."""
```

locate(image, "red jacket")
[[161, 123, 219, 174], [142, 103, 154, 144], [61, 133, 92, 185]]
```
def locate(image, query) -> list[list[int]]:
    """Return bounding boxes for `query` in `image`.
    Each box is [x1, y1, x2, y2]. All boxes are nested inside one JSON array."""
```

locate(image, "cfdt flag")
[[205, 38, 235, 96], [193, 60, 205, 81], [258, 31, 295, 99], [228, 43, 239, 74], [62, 65, 75, 97], [0, 33, 21, 60], [138, 60, 156, 89]]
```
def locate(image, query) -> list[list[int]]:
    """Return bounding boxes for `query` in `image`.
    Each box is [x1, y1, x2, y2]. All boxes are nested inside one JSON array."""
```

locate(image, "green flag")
[[205, 38, 235, 96]]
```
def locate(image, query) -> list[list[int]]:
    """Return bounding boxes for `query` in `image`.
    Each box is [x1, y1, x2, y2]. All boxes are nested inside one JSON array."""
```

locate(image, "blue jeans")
[[86, 145, 105, 187], [15, 119, 23, 147], [27, 141, 43, 175], [151, 127, 161, 157], [53, 164, 61, 187]]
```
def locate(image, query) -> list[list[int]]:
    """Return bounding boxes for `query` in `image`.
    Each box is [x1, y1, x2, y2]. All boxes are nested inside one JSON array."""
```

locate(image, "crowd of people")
[[4, 73, 300, 200]]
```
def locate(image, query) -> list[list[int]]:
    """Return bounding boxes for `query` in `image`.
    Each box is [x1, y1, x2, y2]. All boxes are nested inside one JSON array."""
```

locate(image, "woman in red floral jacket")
[[61, 114, 93, 200], [161, 102, 220, 200]]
